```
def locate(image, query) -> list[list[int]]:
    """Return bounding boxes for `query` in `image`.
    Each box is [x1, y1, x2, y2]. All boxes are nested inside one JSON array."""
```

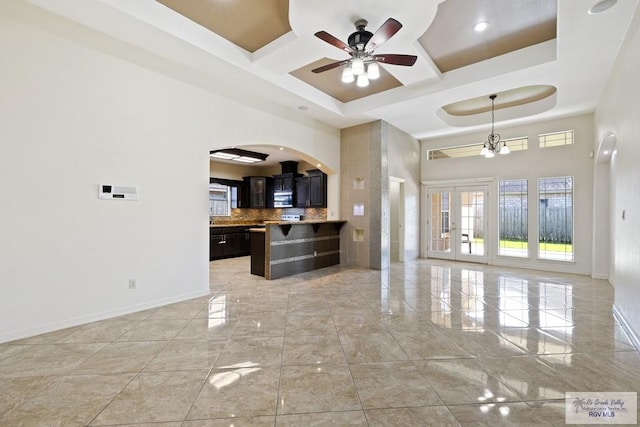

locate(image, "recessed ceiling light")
[[603, 150, 610, 155], [279, 147, 284, 151], [473, 21, 489, 32], [316, 163, 322, 168], [589, 0, 617, 14]]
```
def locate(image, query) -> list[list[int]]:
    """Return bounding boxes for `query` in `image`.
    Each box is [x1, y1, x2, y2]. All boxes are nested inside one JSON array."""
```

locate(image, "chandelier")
[[480, 94, 510, 158]]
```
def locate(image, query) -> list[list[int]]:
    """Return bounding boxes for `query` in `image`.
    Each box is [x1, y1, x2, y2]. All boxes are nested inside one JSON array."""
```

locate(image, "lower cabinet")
[[210, 227, 252, 261]]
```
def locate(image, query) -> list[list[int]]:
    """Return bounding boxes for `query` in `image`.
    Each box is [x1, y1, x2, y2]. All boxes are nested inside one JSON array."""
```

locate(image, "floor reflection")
[[0, 257, 637, 426]]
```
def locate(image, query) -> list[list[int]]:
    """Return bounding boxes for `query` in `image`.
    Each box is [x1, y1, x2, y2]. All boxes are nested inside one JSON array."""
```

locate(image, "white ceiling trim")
[[22, 0, 640, 141]]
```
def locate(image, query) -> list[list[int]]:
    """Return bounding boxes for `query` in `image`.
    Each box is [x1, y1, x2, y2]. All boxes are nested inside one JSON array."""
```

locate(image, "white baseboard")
[[613, 305, 640, 351], [0, 289, 210, 344], [591, 273, 609, 280]]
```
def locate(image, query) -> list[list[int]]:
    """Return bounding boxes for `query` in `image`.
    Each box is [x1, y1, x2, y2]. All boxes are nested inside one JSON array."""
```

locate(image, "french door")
[[427, 186, 488, 263]]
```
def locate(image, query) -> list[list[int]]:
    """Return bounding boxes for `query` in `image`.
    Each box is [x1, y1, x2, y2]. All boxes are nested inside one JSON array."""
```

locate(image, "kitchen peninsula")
[[250, 220, 346, 280]]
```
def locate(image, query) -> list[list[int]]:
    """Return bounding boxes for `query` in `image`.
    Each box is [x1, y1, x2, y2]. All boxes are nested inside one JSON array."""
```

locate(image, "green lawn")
[[500, 240, 572, 253], [472, 239, 572, 253]]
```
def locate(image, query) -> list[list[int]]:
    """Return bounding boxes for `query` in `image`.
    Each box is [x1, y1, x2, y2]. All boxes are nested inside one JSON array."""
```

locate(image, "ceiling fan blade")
[[373, 54, 417, 66], [311, 60, 350, 74], [314, 31, 354, 54], [366, 18, 403, 51]]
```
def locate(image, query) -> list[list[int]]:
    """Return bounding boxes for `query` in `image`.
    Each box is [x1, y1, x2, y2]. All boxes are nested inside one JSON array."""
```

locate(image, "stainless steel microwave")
[[273, 191, 293, 208]]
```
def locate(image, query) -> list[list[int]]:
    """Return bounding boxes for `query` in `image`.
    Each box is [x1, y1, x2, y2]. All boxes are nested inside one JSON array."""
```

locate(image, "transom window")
[[539, 130, 574, 148], [427, 137, 528, 160]]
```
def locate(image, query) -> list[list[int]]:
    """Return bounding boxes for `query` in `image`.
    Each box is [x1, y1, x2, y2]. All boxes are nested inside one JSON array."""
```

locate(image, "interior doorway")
[[390, 177, 405, 263], [426, 185, 488, 263]]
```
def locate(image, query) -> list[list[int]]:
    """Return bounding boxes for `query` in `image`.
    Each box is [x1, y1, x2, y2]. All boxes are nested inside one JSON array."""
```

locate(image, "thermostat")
[[99, 185, 138, 201]]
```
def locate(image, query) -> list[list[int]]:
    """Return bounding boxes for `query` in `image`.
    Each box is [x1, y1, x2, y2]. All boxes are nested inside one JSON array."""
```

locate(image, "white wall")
[[594, 5, 640, 344], [592, 162, 611, 279], [387, 123, 421, 261], [208, 161, 265, 181], [421, 114, 595, 275], [0, 3, 340, 342]]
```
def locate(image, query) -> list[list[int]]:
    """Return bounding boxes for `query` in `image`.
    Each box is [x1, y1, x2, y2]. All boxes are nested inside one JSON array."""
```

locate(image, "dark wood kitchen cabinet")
[[243, 176, 273, 208], [273, 174, 295, 192], [307, 169, 327, 207], [210, 234, 225, 260], [294, 176, 309, 208], [210, 226, 252, 261], [294, 170, 326, 208]]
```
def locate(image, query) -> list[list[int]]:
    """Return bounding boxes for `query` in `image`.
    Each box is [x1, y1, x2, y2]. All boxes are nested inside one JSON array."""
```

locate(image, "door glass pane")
[[430, 192, 451, 253], [460, 191, 484, 256]]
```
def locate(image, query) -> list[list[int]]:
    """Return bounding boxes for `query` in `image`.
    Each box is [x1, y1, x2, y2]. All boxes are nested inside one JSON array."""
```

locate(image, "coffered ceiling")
[[23, 0, 640, 141]]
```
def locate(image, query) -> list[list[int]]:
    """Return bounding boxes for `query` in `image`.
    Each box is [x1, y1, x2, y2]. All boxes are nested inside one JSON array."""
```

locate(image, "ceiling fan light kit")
[[351, 57, 365, 75], [312, 17, 418, 88], [367, 62, 380, 79], [357, 73, 369, 87], [341, 66, 355, 83]]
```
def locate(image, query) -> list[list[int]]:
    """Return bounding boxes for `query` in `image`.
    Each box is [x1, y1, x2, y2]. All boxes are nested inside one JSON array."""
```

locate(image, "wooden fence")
[[499, 207, 573, 243]]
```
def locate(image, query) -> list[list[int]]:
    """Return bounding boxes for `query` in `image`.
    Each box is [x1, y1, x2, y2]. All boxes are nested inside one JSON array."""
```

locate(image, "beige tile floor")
[[1, 257, 639, 426]]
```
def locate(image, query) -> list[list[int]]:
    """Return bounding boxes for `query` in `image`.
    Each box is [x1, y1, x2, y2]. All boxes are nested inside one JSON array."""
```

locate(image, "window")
[[538, 177, 573, 261], [501, 137, 529, 152], [498, 179, 528, 257], [427, 137, 528, 160], [539, 130, 574, 148], [209, 184, 232, 216], [428, 143, 485, 160]]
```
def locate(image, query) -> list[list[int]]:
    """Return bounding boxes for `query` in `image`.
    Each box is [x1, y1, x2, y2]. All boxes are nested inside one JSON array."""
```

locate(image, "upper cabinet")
[[295, 169, 327, 208], [211, 161, 325, 210], [294, 176, 308, 208], [244, 176, 273, 209], [273, 173, 295, 193], [307, 169, 327, 208]]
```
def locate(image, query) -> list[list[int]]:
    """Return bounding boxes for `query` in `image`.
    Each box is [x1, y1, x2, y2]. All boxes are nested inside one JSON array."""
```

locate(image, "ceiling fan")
[[312, 18, 418, 87]]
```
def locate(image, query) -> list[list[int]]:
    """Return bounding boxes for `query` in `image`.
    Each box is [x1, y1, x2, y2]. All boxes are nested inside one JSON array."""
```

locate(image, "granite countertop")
[[210, 223, 265, 228], [263, 220, 346, 225], [212, 220, 346, 228]]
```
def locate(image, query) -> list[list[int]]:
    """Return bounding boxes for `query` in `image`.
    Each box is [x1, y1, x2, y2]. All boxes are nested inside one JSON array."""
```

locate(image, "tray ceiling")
[[25, 0, 640, 141]]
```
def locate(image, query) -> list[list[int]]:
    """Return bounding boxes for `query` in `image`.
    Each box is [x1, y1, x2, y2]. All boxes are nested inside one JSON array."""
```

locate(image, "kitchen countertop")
[[210, 223, 265, 228], [212, 220, 346, 228], [263, 220, 346, 225]]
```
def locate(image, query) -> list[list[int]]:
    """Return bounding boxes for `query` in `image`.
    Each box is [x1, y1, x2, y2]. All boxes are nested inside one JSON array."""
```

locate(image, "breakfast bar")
[[250, 220, 346, 280]]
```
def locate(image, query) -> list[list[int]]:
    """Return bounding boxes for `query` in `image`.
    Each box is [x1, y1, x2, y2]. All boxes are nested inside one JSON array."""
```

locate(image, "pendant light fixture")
[[480, 94, 510, 158]]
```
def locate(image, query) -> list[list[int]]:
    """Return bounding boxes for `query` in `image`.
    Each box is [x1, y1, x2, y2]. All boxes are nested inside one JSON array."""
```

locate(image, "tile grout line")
[[331, 287, 372, 426]]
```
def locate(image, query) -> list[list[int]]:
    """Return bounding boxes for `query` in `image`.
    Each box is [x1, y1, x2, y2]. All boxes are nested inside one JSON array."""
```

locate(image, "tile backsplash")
[[212, 208, 327, 224]]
